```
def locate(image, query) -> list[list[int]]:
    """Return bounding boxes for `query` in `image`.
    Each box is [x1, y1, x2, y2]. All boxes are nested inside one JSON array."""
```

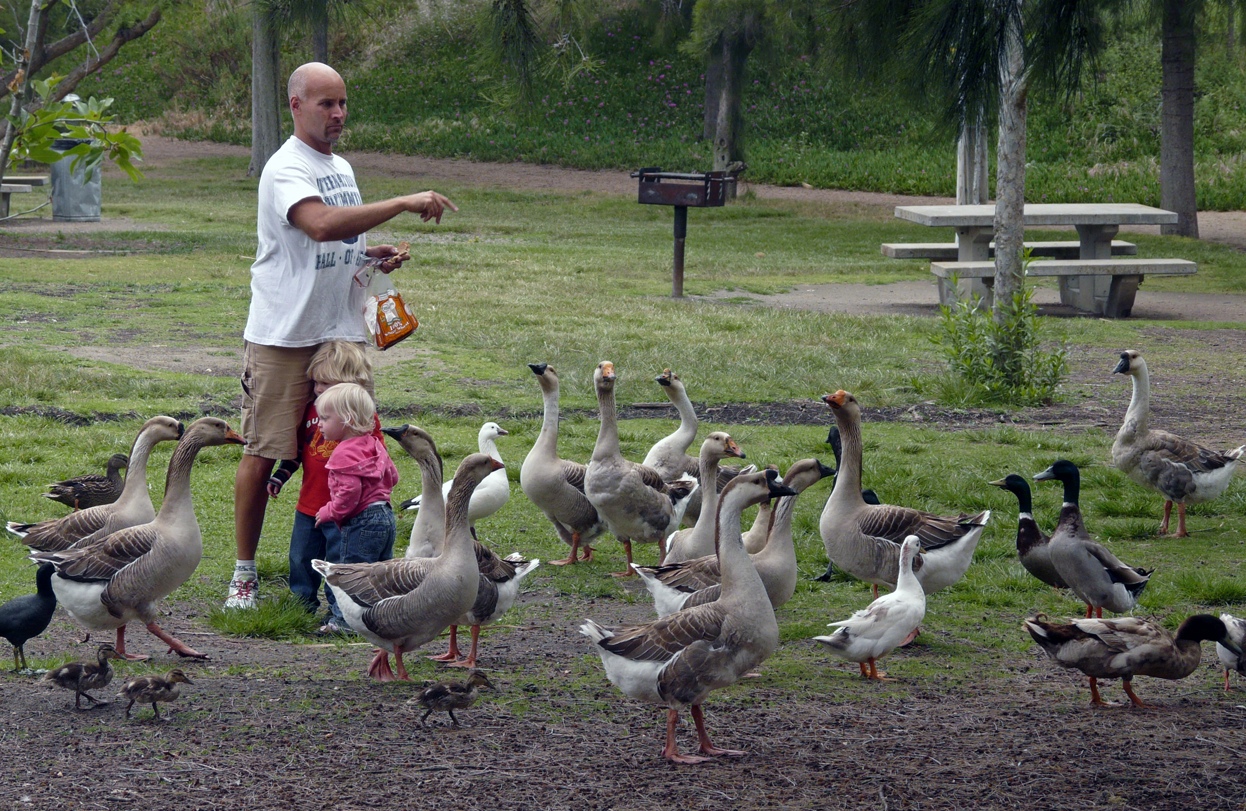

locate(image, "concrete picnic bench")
[[888, 203, 1197, 318], [0, 175, 50, 218]]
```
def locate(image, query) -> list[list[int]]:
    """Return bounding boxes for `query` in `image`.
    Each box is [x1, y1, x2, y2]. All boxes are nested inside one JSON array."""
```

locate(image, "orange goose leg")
[[858, 662, 870, 678], [146, 621, 207, 659], [691, 704, 745, 758], [661, 709, 709, 765], [367, 649, 396, 681], [447, 625, 481, 668], [115, 626, 149, 661], [580, 543, 594, 562], [610, 540, 635, 578], [1121, 677, 1152, 708], [392, 644, 412, 681], [866, 658, 892, 681], [430, 626, 463, 662], [1175, 503, 1190, 538], [1160, 500, 1174, 535], [549, 532, 582, 566]]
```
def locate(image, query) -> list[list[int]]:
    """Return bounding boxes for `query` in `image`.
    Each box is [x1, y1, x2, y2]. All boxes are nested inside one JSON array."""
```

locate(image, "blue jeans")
[[339, 502, 396, 567], [288, 510, 343, 619]]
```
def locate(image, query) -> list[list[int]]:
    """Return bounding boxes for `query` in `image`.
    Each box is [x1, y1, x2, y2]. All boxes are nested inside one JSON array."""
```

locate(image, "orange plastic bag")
[[356, 244, 418, 350]]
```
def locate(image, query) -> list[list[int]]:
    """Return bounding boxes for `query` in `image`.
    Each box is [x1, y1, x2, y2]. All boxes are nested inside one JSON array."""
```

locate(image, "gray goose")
[[381, 424, 446, 559], [819, 390, 989, 597], [430, 547, 539, 668], [584, 361, 698, 577], [1112, 350, 1244, 537], [580, 469, 796, 764], [662, 432, 747, 564], [31, 417, 244, 661], [8, 416, 185, 552], [43, 453, 128, 511], [814, 427, 881, 582], [990, 473, 1068, 589], [313, 453, 494, 681], [519, 363, 605, 566]]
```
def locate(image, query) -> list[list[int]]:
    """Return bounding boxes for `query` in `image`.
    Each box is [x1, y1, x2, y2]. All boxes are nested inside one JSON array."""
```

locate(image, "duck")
[[45, 643, 124, 709], [636, 458, 834, 616], [662, 432, 747, 564], [1033, 460, 1152, 618], [381, 424, 447, 559], [0, 563, 57, 671], [815, 426, 881, 582], [43, 453, 129, 511], [1024, 613, 1243, 707], [430, 550, 540, 668], [8, 416, 185, 552], [414, 670, 496, 726], [1111, 350, 1244, 537], [1216, 613, 1246, 692], [990, 473, 1068, 589], [580, 468, 796, 764], [814, 536, 926, 680], [313, 453, 494, 681], [584, 361, 700, 576], [819, 390, 990, 597], [402, 422, 510, 538], [118, 668, 193, 719], [519, 363, 606, 566], [30, 417, 245, 660]]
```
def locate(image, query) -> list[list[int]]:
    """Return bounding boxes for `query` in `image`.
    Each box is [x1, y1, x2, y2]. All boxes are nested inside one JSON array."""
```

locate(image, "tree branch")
[[45, 7, 163, 104]]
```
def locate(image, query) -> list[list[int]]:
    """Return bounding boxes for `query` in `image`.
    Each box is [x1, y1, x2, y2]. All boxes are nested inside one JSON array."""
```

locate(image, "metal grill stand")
[[631, 168, 740, 297]]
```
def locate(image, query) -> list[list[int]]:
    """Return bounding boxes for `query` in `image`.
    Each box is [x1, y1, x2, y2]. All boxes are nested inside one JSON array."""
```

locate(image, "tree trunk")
[[956, 120, 989, 205], [313, 20, 329, 64], [1160, 0, 1199, 238], [712, 33, 750, 173], [249, 6, 284, 178], [0, 0, 53, 186], [702, 36, 723, 142], [993, 6, 1028, 324]]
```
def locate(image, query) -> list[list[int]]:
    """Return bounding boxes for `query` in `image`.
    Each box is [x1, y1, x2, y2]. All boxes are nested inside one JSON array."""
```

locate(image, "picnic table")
[[890, 203, 1197, 317]]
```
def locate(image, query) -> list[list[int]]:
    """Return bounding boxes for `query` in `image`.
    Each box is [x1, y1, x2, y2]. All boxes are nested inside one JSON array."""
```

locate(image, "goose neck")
[[156, 432, 206, 517], [667, 385, 698, 445], [830, 412, 865, 499], [715, 489, 762, 595], [1125, 367, 1150, 434], [755, 495, 795, 560], [593, 383, 620, 460], [534, 385, 561, 451]]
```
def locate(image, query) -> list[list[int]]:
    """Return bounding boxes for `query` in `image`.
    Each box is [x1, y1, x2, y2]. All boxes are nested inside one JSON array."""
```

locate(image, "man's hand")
[[405, 190, 457, 224], [366, 240, 411, 273]]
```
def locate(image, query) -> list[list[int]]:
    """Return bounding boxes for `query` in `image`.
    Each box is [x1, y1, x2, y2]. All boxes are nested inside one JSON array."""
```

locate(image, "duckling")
[[1216, 613, 1246, 692], [45, 643, 124, 709], [0, 563, 57, 671], [118, 668, 193, 719], [44, 453, 129, 511], [415, 670, 496, 726]]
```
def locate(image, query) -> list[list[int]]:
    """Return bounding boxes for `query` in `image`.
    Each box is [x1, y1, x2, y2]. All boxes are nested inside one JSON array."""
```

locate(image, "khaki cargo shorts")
[[239, 342, 319, 460]]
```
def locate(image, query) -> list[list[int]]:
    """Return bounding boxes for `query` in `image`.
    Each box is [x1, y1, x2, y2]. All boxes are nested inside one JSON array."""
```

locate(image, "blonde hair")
[[315, 383, 375, 433], [307, 341, 372, 388]]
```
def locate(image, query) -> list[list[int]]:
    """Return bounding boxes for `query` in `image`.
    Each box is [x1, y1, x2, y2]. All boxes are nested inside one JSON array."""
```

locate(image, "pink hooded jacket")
[[315, 434, 399, 524]]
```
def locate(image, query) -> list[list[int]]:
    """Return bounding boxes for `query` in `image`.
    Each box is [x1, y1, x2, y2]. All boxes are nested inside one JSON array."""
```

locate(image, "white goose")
[[402, 422, 509, 537], [1112, 350, 1244, 537], [815, 536, 926, 680], [313, 453, 494, 681], [519, 363, 605, 566], [8, 416, 185, 552], [584, 361, 698, 576], [580, 469, 795, 764], [30, 418, 244, 660], [662, 432, 746, 564], [381, 424, 446, 559]]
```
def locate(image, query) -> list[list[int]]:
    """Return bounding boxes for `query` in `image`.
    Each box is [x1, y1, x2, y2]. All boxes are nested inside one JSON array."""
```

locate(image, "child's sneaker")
[[224, 577, 258, 609]]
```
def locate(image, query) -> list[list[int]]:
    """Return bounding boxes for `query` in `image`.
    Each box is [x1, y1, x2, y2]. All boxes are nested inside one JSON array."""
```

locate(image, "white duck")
[[584, 361, 698, 576], [580, 469, 795, 764], [519, 363, 605, 566], [1216, 613, 1246, 692], [381, 424, 446, 559], [662, 432, 747, 564], [1112, 350, 1244, 537], [402, 422, 509, 537], [313, 453, 495, 681], [819, 390, 989, 597], [430, 549, 540, 668], [8, 416, 185, 552], [30, 418, 244, 660], [815, 535, 926, 680]]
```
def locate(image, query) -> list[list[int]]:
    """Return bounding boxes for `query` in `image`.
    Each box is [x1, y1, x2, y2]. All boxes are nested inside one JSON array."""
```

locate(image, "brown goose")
[[30, 418, 244, 660], [581, 469, 796, 764], [45, 643, 124, 709], [1112, 350, 1244, 537], [662, 432, 747, 564], [584, 361, 698, 576], [43, 453, 128, 511], [313, 454, 494, 681], [119, 668, 193, 719], [519, 363, 605, 566], [819, 390, 989, 597], [741, 465, 779, 555], [381, 424, 447, 559], [7, 416, 185, 552]]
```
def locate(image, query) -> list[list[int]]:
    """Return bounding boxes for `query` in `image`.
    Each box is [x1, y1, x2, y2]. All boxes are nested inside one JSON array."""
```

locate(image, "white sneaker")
[[224, 577, 258, 609]]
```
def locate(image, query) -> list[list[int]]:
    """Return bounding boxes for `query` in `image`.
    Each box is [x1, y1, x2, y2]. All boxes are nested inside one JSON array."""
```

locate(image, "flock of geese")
[[2, 350, 1245, 758]]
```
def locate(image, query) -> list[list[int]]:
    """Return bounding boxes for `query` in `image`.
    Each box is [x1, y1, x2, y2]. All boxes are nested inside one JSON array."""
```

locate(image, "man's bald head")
[[288, 62, 348, 154], [288, 62, 342, 105]]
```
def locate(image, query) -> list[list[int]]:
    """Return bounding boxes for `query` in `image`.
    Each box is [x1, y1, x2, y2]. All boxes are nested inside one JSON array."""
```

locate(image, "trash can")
[[50, 138, 101, 222]]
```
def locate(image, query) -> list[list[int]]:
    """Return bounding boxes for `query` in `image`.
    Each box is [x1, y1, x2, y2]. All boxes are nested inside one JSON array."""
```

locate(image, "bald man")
[[227, 62, 457, 609]]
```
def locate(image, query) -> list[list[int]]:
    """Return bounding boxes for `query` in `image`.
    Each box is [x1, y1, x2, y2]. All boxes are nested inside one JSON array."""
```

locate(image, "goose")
[[814, 536, 926, 680], [414, 670, 496, 726], [30, 417, 245, 661], [636, 458, 834, 616], [819, 390, 989, 597], [990, 473, 1068, 589], [1024, 613, 1243, 707], [815, 426, 881, 582], [1111, 350, 1244, 537], [584, 361, 700, 576], [430, 550, 540, 668], [662, 432, 747, 564], [580, 469, 796, 764], [741, 465, 779, 555], [1216, 613, 1246, 692], [312, 453, 494, 681], [8, 416, 185, 552], [401, 422, 510, 537], [0, 563, 57, 671], [519, 363, 605, 565], [45, 643, 124, 709], [381, 424, 446, 559], [43, 453, 128, 511], [1033, 460, 1152, 618], [118, 668, 193, 719]]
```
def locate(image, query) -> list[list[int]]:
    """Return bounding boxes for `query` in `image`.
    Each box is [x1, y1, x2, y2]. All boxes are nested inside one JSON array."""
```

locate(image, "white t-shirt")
[[245, 136, 371, 347]]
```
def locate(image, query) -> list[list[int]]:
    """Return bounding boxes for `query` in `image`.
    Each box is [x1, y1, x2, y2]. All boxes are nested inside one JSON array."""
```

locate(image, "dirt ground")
[[4, 138, 1246, 810]]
